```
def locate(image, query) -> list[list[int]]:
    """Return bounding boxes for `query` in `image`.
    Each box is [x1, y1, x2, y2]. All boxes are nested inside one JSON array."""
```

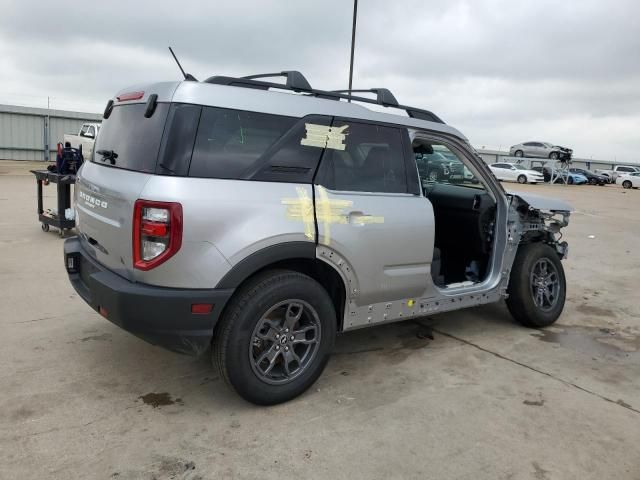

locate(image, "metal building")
[[0, 104, 102, 161]]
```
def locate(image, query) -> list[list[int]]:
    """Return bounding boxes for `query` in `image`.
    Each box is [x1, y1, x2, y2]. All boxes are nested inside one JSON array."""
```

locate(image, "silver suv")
[[64, 71, 572, 405]]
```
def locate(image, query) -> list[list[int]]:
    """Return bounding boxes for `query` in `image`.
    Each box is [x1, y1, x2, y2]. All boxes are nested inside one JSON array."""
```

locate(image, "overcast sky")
[[1, 0, 638, 161]]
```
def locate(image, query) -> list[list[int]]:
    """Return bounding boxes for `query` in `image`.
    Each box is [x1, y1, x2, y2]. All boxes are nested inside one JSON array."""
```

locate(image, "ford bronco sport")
[[64, 71, 571, 405]]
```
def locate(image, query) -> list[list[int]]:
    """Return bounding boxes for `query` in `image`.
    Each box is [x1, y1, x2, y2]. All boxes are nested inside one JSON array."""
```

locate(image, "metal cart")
[[30, 169, 76, 237]]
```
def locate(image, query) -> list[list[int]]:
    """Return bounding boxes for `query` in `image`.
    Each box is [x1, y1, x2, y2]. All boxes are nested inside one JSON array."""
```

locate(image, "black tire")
[[506, 243, 566, 328], [213, 270, 336, 405], [589, 178, 598, 185], [41, 223, 49, 232], [567, 176, 574, 185], [514, 150, 524, 158], [549, 152, 559, 160], [517, 174, 527, 184], [622, 180, 632, 189]]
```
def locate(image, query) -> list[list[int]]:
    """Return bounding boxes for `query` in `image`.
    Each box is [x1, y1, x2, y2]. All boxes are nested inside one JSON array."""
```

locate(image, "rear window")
[[188, 107, 297, 179], [92, 103, 170, 173]]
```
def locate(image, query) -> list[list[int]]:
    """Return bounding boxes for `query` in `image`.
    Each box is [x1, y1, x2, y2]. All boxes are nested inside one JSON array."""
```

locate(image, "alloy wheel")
[[249, 300, 322, 385], [530, 258, 561, 312]]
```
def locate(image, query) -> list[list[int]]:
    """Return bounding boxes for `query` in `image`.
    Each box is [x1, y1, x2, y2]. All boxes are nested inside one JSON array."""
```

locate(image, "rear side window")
[[188, 107, 297, 179], [317, 120, 408, 193], [92, 103, 170, 173]]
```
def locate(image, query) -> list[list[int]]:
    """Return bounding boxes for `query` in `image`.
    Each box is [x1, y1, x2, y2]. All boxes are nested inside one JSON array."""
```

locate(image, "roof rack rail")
[[243, 71, 312, 91], [331, 88, 399, 107], [206, 71, 312, 92], [203, 73, 445, 124]]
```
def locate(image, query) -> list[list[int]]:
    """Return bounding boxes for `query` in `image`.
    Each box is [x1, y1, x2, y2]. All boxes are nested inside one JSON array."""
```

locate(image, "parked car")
[[64, 122, 101, 159], [616, 172, 640, 189], [509, 142, 572, 161], [594, 165, 640, 183], [415, 151, 464, 182], [64, 71, 572, 405], [568, 168, 608, 186], [531, 167, 588, 185], [489, 162, 545, 184]]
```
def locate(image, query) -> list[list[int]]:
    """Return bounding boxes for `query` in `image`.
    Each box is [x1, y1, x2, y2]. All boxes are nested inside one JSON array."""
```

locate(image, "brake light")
[[133, 200, 182, 271], [117, 91, 144, 102]]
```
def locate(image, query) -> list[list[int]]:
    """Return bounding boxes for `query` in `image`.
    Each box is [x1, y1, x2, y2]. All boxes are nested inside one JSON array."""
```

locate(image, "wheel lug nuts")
[[275, 334, 280, 339], [284, 328, 289, 333], [285, 347, 289, 351], [275, 345, 280, 350], [290, 336, 294, 341]]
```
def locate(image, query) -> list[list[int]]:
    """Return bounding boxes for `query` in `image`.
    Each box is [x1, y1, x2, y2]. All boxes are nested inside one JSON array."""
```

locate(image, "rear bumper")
[[64, 236, 234, 356]]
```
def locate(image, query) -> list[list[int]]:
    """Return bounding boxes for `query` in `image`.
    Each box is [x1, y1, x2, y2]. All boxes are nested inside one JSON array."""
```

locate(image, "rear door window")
[[317, 120, 409, 194], [92, 103, 170, 173], [188, 107, 297, 179]]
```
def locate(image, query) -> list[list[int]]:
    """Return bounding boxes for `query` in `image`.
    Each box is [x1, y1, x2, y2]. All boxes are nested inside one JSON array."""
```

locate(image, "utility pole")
[[348, 0, 358, 102], [44, 96, 51, 162]]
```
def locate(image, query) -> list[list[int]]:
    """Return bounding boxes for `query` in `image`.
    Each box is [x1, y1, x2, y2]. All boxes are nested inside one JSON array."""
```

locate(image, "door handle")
[[348, 211, 373, 225]]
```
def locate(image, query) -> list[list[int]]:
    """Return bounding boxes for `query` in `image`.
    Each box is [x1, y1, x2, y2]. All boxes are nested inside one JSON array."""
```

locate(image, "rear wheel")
[[506, 243, 566, 328], [567, 176, 574, 185], [622, 180, 632, 189], [514, 150, 524, 157], [517, 174, 527, 184], [213, 270, 336, 405]]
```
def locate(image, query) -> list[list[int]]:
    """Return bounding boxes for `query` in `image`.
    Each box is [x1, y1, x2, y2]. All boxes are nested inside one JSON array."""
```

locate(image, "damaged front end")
[[506, 192, 572, 259]]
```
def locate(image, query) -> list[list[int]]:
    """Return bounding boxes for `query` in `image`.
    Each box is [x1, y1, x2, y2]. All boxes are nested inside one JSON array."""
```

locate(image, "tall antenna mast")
[[168, 47, 198, 81]]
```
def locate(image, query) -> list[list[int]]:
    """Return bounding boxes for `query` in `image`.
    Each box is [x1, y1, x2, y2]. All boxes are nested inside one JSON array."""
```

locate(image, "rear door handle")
[[348, 211, 376, 225]]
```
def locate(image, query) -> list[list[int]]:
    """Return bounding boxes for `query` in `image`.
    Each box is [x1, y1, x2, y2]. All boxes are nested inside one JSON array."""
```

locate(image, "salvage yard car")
[[594, 165, 640, 183], [568, 167, 608, 186], [489, 162, 545, 184], [616, 172, 640, 189], [531, 166, 588, 185], [63, 122, 101, 159], [509, 141, 572, 160], [64, 71, 572, 405]]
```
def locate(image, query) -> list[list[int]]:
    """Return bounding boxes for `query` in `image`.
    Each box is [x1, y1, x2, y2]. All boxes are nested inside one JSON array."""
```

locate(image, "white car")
[[616, 172, 640, 189], [489, 163, 545, 184]]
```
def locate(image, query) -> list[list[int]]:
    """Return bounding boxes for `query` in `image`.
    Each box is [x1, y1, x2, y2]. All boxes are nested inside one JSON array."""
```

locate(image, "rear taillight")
[[133, 200, 182, 271]]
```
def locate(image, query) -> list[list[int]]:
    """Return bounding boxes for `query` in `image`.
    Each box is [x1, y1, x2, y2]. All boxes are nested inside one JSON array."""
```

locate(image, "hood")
[[507, 191, 573, 212]]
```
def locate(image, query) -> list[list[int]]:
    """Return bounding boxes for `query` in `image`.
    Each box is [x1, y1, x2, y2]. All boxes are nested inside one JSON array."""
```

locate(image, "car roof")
[[112, 80, 466, 140]]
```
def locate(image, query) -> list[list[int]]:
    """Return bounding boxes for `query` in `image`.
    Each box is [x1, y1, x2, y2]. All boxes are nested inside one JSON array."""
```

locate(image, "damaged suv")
[[64, 71, 571, 405]]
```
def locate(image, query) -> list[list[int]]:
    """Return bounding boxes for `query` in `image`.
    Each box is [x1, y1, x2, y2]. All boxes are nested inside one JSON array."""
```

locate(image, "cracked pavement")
[[1, 162, 639, 479]]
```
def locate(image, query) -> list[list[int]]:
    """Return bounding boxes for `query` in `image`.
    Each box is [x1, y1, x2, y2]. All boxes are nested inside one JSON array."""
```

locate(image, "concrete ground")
[[1, 160, 639, 479]]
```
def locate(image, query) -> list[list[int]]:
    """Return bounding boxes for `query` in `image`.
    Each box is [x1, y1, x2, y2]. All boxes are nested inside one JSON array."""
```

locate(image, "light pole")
[[348, 0, 358, 101]]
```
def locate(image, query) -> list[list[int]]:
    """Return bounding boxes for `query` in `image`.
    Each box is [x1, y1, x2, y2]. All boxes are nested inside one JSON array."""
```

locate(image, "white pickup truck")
[[594, 165, 640, 183], [63, 122, 101, 159]]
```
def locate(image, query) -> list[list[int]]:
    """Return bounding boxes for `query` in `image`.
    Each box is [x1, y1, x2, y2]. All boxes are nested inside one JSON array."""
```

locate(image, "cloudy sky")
[[1, 0, 638, 161]]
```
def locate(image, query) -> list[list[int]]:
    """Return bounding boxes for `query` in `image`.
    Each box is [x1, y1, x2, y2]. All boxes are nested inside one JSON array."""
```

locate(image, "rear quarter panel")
[[136, 177, 315, 288]]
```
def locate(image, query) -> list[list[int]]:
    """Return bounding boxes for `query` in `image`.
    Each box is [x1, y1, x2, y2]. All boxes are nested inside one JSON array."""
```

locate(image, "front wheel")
[[213, 270, 336, 405], [622, 180, 632, 189], [549, 152, 559, 160], [506, 243, 566, 328], [517, 174, 527, 184], [589, 178, 598, 185]]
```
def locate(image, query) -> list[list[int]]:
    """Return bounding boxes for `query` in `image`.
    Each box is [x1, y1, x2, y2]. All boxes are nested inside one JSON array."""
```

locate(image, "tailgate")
[[76, 162, 152, 280]]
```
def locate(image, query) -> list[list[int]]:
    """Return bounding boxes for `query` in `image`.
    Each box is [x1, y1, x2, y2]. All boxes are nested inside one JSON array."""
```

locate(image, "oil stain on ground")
[[576, 304, 616, 317], [139, 392, 184, 408], [532, 325, 639, 363]]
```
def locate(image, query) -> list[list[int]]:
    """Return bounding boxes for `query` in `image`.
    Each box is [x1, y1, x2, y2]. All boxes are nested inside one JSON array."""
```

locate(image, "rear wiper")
[[96, 149, 118, 165]]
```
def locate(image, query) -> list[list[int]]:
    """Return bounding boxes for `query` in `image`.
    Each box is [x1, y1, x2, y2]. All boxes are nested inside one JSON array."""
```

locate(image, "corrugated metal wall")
[[0, 104, 101, 161]]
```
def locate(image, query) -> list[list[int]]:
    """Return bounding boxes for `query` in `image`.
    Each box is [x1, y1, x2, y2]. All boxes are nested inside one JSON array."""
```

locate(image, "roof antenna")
[[168, 47, 198, 81]]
